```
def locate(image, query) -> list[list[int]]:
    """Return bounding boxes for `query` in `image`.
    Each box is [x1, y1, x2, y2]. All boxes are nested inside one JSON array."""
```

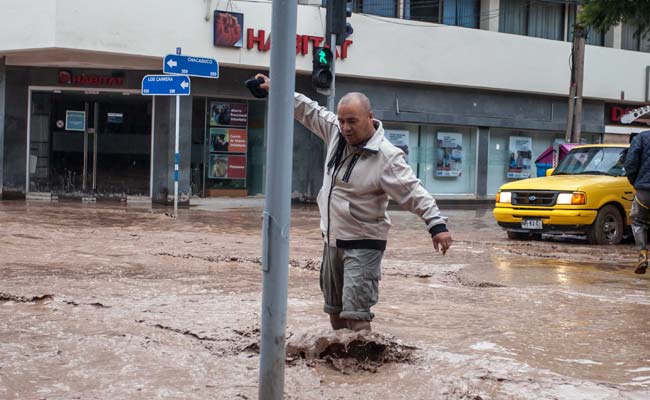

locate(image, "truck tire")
[[586, 205, 624, 245], [507, 231, 531, 240]]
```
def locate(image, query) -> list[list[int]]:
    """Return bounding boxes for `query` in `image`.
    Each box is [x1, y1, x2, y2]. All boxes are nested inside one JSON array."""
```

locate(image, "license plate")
[[521, 218, 543, 230]]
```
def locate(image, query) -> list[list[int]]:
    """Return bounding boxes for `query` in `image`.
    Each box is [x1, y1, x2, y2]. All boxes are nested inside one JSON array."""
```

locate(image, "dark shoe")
[[635, 250, 648, 274]]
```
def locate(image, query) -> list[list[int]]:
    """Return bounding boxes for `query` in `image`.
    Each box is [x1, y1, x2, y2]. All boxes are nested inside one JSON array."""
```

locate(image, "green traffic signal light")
[[312, 47, 333, 90]]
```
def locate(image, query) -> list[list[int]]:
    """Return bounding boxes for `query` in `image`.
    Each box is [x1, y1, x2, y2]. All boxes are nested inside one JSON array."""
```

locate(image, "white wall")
[[0, 0, 57, 50], [1, 0, 649, 102]]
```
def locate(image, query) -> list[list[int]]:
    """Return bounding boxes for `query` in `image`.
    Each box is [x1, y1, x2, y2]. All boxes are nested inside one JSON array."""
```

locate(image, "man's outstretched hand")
[[432, 231, 453, 255], [255, 74, 270, 91]]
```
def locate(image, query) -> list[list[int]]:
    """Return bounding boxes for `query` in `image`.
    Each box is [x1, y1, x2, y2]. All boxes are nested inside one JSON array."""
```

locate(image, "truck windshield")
[[553, 147, 626, 177]]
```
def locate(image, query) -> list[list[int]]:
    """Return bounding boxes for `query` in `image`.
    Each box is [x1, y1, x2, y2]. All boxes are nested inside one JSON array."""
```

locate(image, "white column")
[[604, 23, 622, 49], [480, 0, 500, 32]]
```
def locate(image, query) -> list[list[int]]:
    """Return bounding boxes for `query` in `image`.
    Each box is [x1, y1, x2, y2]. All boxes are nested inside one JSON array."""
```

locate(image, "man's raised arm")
[[256, 74, 338, 143]]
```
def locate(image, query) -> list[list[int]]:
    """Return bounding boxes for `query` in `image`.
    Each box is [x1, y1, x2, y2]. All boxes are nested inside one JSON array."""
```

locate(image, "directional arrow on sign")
[[141, 74, 191, 96], [163, 54, 219, 78]]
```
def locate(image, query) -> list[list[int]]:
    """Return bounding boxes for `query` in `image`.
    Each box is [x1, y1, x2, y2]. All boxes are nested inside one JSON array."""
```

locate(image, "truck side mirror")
[[545, 168, 555, 176]]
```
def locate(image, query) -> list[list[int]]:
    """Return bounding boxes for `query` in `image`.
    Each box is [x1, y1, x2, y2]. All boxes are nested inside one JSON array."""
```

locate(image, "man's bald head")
[[336, 92, 376, 145], [338, 92, 372, 114]]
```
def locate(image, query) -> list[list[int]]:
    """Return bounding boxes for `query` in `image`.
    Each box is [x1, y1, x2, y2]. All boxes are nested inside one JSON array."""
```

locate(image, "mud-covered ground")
[[0, 199, 648, 400]]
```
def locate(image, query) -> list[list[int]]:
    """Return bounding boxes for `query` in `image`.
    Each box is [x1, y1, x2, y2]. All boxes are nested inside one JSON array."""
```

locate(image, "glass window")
[[501, 0, 568, 42], [353, 0, 397, 18], [567, 6, 604, 46], [554, 147, 626, 177], [196, 98, 266, 197], [202, 98, 252, 195], [383, 123, 476, 195], [499, 0, 528, 36], [246, 101, 267, 196], [528, 0, 563, 41], [423, 125, 476, 195], [190, 97, 207, 196], [404, 0, 440, 23], [29, 92, 54, 193], [382, 122, 420, 172], [487, 129, 601, 195], [442, 0, 480, 28], [622, 23, 640, 51], [585, 28, 605, 46]]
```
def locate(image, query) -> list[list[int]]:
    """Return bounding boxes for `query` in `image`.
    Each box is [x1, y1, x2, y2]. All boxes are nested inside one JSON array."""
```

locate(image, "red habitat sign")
[[58, 70, 124, 86], [246, 29, 353, 59]]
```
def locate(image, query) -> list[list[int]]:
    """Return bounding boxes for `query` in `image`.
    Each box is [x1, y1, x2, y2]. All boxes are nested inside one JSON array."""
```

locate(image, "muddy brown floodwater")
[[0, 199, 648, 400]]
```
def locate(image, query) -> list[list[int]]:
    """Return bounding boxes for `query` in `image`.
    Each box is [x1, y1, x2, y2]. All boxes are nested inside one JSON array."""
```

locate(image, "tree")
[[579, 0, 650, 38]]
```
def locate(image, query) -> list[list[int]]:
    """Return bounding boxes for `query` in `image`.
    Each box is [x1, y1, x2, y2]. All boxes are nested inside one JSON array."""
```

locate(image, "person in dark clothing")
[[624, 131, 649, 274]]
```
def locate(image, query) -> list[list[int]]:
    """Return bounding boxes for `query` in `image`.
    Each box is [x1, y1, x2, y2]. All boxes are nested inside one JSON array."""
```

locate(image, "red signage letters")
[[246, 29, 352, 59], [58, 71, 124, 86]]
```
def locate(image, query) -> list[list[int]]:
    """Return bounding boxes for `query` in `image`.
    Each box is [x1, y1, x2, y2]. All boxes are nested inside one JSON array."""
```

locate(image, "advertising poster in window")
[[213, 11, 244, 48], [385, 130, 410, 163], [226, 129, 247, 153], [435, 132, 463, 177], [507, 136, 533, 179], [209, 154, 246, 179], [209, 102, 248, 127], [210, 128, 248, 153], [210, 128, 229, 152]]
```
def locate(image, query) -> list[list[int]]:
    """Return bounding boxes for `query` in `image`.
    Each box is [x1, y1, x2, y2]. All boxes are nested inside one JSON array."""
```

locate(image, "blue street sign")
[[163, 54, 219, 78], [141, 75, 191, 96]]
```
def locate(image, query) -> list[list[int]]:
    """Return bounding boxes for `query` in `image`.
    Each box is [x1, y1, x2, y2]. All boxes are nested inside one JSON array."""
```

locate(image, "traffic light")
[[312, 47, 333, 90], [326, 0, 352, 46]]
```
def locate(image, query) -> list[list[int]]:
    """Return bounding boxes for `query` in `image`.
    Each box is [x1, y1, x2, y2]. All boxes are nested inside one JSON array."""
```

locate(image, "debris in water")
[[286, 330, 416, 373], [0, 292, 53, 303]]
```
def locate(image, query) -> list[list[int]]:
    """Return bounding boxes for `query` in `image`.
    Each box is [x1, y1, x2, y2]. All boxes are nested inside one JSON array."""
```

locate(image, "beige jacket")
[[294, 93, 447, 250]]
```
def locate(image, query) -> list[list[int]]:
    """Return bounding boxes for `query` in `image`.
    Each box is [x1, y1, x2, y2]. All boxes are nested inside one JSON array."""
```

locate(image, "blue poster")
[[65, 110, 86, 131]]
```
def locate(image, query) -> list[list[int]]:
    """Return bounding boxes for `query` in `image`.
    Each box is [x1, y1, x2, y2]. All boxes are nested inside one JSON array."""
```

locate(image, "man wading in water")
[[257, 74, 453, 331]]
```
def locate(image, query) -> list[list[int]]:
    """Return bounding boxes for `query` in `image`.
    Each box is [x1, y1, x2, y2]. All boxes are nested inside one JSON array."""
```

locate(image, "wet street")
[[0, 199, 648, 400]]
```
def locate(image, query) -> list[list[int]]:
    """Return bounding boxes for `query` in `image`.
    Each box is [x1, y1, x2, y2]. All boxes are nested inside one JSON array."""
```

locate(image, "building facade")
[[1, 0, 649, 203]]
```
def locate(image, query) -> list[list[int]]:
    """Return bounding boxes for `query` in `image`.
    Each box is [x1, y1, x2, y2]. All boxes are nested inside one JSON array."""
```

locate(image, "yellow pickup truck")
[[493, 144, 634, 245]]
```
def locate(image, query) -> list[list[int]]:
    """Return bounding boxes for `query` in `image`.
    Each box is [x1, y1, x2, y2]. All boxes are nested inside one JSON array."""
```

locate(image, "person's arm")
[[293, 93, 339, 143], [379, 152, 452, 254], [625, 135, 642, 185], [255, 73, 338, 143]]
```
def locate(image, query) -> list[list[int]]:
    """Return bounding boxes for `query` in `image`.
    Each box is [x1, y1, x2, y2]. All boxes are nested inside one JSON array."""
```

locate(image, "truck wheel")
[[507, 231, 531, 240], [587, 205, 624, 245]]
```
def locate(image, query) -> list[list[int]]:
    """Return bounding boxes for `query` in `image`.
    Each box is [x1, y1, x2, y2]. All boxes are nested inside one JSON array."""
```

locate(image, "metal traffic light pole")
[[324, 0, 350, 111], [327, 33, 337, 112]]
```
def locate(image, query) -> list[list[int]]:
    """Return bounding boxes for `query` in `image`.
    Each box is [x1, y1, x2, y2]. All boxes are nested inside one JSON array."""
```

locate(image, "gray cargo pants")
[[319, 244, 383, 321]]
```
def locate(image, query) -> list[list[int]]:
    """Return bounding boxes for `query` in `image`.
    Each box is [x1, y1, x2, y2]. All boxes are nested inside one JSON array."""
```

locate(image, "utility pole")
[[258, 0, 297, 397], [565, 24, 586, 143], [326, 33, 337, 112]]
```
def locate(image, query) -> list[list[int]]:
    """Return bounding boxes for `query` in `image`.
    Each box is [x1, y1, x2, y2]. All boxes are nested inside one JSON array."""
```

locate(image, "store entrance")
[[29, 90, 152, 197]]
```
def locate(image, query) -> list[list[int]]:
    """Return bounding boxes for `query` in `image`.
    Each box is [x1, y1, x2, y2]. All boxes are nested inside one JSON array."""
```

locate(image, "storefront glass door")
[[28, 89, 151, 197]]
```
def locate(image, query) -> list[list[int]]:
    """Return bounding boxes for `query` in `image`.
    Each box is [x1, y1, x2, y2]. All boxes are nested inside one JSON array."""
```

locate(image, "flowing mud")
[[286, 331, 416, 373], [0, 200, 648, 399]]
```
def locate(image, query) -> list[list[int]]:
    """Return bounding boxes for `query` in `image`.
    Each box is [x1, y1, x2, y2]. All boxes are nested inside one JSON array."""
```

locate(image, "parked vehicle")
[[493, 144, 633, 244]]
